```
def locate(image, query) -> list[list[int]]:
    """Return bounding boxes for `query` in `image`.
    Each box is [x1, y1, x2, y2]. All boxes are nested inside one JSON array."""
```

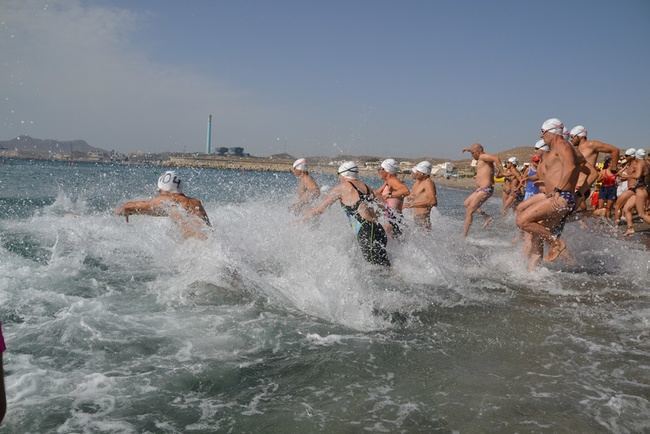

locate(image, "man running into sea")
[[404, 161, 437, 230], [289, 158, 320, 214], [516, 118, 588, 266], [569, 125, 620, 210], [462, 143, 503, 238], [375, 158, 410, 238], [621, 149, 650, 235], [304, 161, 390, 266], [501, 157, 524, 215], [115, 171, 211, 239]]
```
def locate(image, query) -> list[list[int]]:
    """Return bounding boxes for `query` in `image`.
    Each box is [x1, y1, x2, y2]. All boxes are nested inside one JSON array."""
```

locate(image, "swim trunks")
[[599, 185, 617, 201], [550, 189, 577, 238], [476, 186, 494, 196], [630, 178, 647, 192], [413, 212, 432, 230]]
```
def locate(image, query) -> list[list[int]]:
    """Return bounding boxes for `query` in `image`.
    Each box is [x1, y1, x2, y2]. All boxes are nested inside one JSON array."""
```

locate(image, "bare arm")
[[593, 141, 620, 170], [304, 185, 343, 218], [374, 182, 387, 199], [386, 177, 410, 199], [115, 198, 166, 217]]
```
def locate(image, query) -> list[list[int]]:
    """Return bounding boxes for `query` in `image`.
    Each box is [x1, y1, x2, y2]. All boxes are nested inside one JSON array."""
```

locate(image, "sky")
[[1, 0, 649, 158]]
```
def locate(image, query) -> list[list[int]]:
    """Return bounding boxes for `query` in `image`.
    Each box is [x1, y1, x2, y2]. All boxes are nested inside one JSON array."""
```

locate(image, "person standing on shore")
[[289, 158, 320, 214], [375, 158, 410, 239], [115, 171, 211, 239], [304, 162, 390, 266], [462, 143, 503, 238], [516, 118, 587, 266], [404, 161, 437, 230]]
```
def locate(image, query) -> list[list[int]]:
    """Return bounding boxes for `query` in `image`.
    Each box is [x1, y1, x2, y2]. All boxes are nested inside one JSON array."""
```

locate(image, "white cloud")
[[0, 0, 284, 153]]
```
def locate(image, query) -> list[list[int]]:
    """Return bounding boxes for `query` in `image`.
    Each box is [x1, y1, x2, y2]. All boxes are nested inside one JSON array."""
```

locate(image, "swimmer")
[[622, 149, 650, 235], [614, 148, 639, 223], [461, 143, 504, 238], [404, 161, 437, 230], [516, 118, 588, 266], [374, 158, 410, 238], [289, 158, 320, 214], [501, 157, 524, 215], [115, 171, 211, 239], [569, 125, 620, 211], [304, 162, 390, 266]]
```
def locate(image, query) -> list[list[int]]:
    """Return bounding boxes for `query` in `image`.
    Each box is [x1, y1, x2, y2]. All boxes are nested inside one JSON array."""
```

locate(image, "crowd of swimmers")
[[112, 117, 648, 271], [0, 118, 648, 426]]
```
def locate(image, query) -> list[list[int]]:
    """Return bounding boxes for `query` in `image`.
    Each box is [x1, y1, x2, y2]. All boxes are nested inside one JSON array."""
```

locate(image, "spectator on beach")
[[115, 171, 211, 239]]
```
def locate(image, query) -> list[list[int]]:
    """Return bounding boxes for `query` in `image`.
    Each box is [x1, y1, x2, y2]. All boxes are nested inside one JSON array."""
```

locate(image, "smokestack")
[[206, 114, 213, 154]]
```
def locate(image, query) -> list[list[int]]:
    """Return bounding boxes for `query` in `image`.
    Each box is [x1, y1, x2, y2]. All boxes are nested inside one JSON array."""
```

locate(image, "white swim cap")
[[624, 147, 637, 156], [507, 157, 518, 165], [157, 171, 182, 193], [412, 161, 432, 175], [337, 161, 359, 179], [292, 158, 307, 171], [541, 118, 564, 135], [636, 148, 646, 159], [380, 158, 400, 174], [534, 139, 550, 152], [570, 125, 587, 138]]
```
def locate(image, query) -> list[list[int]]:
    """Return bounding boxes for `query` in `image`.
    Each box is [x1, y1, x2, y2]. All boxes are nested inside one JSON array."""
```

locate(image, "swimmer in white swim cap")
[[375, 158, 410, 238], [290, 158, 320, 214], [568, 124, 620, 212], [516, 119, 585, 268], [303, 161, 390, 266], [115, 171, 211, 239], [404, 161, 437, 230]]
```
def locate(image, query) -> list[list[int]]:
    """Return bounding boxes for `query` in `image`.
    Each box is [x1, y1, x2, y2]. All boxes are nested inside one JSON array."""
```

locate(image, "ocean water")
[[0, 159, 648, 433]]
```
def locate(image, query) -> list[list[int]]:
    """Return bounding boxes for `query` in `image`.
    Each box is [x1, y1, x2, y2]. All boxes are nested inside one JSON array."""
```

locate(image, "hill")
[[0, 135, 109, 156]]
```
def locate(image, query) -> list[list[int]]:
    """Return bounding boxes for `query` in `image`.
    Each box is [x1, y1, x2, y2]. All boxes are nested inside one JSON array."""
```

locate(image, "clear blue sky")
[[2, 0, 649, 157]]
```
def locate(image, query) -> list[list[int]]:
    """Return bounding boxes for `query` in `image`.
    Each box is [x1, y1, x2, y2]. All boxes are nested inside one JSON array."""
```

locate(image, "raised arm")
[[593, 141, 620, 170]]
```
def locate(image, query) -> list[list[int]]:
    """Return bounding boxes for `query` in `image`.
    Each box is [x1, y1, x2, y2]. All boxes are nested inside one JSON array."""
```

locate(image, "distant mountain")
[[0, 135, 108, 155]]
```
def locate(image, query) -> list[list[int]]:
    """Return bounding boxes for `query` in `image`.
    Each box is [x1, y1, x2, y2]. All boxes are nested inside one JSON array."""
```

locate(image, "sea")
[[0, 159, 648, 433]]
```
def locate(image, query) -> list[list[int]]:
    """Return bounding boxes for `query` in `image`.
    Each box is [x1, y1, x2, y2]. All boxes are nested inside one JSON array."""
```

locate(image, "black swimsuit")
[[340, 182, 390, 267]]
